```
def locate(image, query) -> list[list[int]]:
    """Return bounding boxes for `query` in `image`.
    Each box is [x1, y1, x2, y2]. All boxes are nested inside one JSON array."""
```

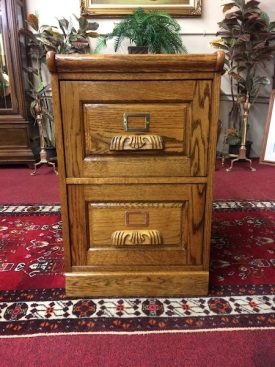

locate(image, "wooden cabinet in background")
[[0, 0, 34, 165], [48, 52, 224, 297]]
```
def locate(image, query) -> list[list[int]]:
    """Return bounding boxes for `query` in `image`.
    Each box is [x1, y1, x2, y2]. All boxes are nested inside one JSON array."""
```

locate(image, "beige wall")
[[26, 0, 275, 156]]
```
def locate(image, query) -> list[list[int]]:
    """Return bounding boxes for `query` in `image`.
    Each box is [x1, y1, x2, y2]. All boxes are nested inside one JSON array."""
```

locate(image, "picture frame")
[[260, 89, 275, 166], [80, 0, 202, 17]]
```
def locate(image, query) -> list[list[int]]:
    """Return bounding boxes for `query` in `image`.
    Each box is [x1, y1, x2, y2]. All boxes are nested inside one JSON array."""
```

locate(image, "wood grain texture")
[[72, 264, 204, 272], [189, 184, 206, 265], [65, 177, 208, 184], [84, 103, 186, 155], [190, 81, 211, 176], [202, 73, 222, 271], [82, 156, 191, 178], [57, 72, 215, 81], [60, 80, 210, 178], [49, 53, 224, 296], [83, 183, 190, 201], [88, 248, 187, 266], [111, 230, 162, 246], [67, 185, 88, 266], [50, 74, 72, 271], [49, 53, 224, 73], [0, 0, 34, 165], [65, 271, 209, 297], [109, 135, 164, 151], [88, 202, 185, 247], [67, 183, 202, 268]]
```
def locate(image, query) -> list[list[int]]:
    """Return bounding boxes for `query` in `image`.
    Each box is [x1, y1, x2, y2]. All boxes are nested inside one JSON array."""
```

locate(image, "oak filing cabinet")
[[47, 52, 224, 297]]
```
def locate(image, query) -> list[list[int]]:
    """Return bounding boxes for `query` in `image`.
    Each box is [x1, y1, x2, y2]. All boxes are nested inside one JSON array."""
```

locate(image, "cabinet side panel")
[[51, 74, 71, 271], [67, 185, 88, 266], [190, 81, 212, 176], [203, 74, 222, 270]]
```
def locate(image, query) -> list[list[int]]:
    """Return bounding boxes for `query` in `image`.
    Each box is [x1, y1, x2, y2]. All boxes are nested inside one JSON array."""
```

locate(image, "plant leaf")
[[222, 3, 236, 13], [27, 14, 39, 31]]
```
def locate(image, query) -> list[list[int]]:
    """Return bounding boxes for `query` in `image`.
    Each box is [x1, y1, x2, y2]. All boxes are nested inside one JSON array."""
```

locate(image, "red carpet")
[[0, 166, 60, 204], [214, 159, 275, 200], [0, 159, 275, 204], [0, 201, 274, 337], [0, 201, 274, 291], [0, 205, 64, 290], [0, 165, 274, 366], [1, 330, 274, 367], [210, 204, 275, 286]]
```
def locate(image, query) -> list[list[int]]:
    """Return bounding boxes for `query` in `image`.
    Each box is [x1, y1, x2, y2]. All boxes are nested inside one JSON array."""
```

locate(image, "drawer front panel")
[[89, 202, 186, 247], [61, 80, 211, 177], [88, 202, 187, 266], [67, 183, 206, 268], [84, 103, 188, 155]]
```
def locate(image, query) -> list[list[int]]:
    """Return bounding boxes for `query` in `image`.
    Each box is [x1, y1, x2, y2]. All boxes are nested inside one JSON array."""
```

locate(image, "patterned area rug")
[[0, 201, 274, 336], [0, 205, 64, 290]]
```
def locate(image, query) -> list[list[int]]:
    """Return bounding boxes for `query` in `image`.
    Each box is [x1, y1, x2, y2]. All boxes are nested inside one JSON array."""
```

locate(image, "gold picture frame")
[[81, 0, 202, 17], [260, 90, 275, 166]]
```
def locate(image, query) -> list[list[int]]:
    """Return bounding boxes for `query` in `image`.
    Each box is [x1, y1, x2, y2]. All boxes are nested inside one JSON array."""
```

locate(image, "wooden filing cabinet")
[[47, 52, 224, 297]]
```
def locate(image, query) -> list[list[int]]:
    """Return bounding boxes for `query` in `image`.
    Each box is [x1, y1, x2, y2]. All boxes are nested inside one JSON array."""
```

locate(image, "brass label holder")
[[123, 113, 150, 132]]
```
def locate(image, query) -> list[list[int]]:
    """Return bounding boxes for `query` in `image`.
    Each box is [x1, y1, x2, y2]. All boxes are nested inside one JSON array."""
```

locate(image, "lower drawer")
[[67, 183, 208, 268], [88, 201, 187, 266]]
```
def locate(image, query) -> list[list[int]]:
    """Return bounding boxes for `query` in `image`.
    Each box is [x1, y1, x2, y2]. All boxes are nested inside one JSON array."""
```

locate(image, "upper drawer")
[[84, 103, 187, 155], [60, 80, 212, 178]]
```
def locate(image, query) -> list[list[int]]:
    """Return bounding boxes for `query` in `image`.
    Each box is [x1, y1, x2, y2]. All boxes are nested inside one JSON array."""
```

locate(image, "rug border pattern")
[[0, 200, 275, 216]]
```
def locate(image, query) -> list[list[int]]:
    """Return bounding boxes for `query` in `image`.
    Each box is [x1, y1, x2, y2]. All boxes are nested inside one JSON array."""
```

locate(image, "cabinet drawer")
[[61, 80, 212, 178], [84, 103, 188, 155], [67, 183, 207, 268], [88, 202, 188, 266], [89, 202, 186, 247]]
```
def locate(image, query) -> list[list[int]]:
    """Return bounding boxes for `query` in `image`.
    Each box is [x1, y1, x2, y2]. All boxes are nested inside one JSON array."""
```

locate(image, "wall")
[[26, 0, 275, 157]]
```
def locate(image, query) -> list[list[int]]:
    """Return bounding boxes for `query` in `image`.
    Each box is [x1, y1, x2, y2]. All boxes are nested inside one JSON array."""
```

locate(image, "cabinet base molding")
[[65, 271, 209, 297]]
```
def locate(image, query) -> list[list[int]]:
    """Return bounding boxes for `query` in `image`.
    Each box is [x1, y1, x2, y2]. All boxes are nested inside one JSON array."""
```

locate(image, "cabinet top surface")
[[46, 51, 224, 74]]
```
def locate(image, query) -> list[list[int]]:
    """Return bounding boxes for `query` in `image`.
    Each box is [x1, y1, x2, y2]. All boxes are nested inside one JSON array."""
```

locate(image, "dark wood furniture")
[[0, 0, 34, 165], [48, 52, 224, 297]]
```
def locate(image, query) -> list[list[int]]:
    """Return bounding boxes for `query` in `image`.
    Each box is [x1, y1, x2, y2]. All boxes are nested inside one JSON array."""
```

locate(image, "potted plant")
[[211, 0, 275, 168], [19, 14, 100, 161], [225, 127, 253, 156], [95, 8, 187, 54]]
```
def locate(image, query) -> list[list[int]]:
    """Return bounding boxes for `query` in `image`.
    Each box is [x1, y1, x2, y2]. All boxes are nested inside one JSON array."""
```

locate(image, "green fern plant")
[[95, 8, 187, 54]]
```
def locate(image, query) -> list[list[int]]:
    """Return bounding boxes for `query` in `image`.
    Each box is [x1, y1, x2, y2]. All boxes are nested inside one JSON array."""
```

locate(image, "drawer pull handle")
[[110, 135, 163, 151], [112, 230, 162, 246]]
